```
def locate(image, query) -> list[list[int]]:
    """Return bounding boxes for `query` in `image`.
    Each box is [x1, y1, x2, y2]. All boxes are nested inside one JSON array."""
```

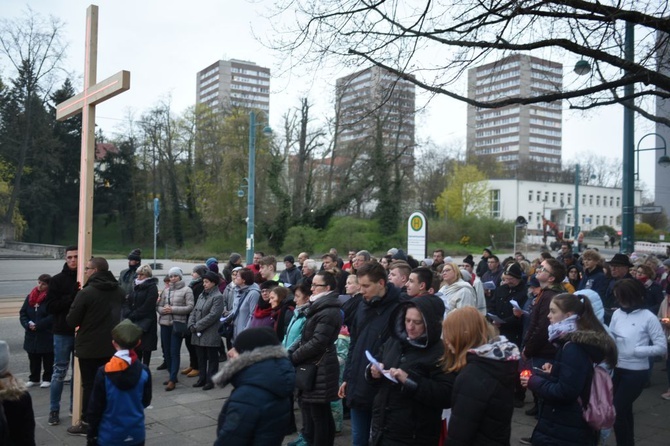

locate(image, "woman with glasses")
[[288, 271, 342, 446], [156, 267, 194, 391], [124, 264, 158, 366]]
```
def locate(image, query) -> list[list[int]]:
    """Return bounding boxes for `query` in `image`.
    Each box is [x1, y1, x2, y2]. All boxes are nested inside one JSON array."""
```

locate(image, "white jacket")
[[609, 308, 667, 370], [439, 279, 477, 318]]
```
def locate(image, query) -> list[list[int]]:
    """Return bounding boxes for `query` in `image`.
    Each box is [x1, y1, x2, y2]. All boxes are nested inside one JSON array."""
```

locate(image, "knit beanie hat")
[[112, 319, 143, 349], [233, 327, 280, 354], [0, 341, 9, 376], [168, 267, 183, 278], [463, 255, 475, 267], [205, 257, 218, 268], [128, 248, 142, 262], [504, 262, 523, 280]]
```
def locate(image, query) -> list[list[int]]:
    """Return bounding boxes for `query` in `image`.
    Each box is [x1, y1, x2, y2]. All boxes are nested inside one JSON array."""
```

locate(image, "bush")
[[635, 222, 655, 240], [283, 226, 322, 254], [319, 217, 385, 253]]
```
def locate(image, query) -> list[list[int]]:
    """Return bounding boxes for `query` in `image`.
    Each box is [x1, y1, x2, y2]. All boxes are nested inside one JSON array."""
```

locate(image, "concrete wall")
[[3, 241, 65, 259]]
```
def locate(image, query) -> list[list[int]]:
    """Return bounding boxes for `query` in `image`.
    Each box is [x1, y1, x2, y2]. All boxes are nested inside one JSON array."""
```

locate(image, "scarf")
[[548, 314, 579, 342], [254, 305, 273, 319], [28, 286, 47, 307], [134, 277, 149, 286], [309, 290, 329, 303], [469, 335, 520, 361], [104, 349, 138, 373]]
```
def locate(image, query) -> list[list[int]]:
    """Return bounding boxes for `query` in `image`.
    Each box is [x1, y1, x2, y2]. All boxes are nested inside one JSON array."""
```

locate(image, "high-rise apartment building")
[[196, 59, 270, 113], [335, 66, 416, 168], [466, 54, 563, 173]]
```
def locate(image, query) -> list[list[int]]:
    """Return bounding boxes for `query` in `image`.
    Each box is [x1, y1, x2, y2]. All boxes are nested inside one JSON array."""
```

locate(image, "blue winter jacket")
[[213, 344, 295, 446]]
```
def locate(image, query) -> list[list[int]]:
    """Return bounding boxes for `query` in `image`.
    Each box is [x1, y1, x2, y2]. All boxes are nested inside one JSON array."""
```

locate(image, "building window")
[[528, 212, 533, 223], [567, 213, 572, 225], [490, 190, 501, 218], [567, 193, 572, 205], [582, 194, 586, 205], [544, 191, 549, 202], [529, 190, 533, 201], [609, 196, 613, 206], [596, 215, 600, 225], [552, 192, 557, 203], [589, 195, 593, 205], [560, 193, 564, 206], [596, 196, 600, 206], [536, 191, 541, 201], [609, 216, 614, 226], [616, 197, 620, 207]]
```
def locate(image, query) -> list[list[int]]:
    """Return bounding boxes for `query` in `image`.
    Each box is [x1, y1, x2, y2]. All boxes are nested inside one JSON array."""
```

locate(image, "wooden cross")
[[55, 4, 130, 426]]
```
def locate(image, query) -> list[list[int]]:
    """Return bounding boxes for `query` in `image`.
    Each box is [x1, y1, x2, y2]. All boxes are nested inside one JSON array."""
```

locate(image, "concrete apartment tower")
[[196, 59, 270, 114], [335, 66, 416, 170], [466, 54, 563, 174]]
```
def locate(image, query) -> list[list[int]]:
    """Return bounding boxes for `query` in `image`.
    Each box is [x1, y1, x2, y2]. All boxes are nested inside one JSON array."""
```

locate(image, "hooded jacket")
[[213, 345, 295, 446], [369, 295, 451, 446], [344, 283, 403, 409], [86, 353, 152, 446], [67, 271, 126, 359], [528, 330, 616, 446], [439, 279, 477, 317], [288, 291, 342, 403], [232, 283, 261, 339], [0, 376, 35, 446], [578, 265, 609, 300], [44, 263, 79, 336], [446, 337, 520, 446]]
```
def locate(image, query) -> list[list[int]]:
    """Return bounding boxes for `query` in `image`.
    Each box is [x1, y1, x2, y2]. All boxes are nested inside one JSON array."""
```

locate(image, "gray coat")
[[188, 286, 224, 347], [232, 283, 261, 339]]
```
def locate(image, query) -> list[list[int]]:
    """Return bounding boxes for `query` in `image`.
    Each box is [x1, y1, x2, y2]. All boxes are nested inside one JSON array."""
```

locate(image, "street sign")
[[635, 206, 663, 214], [407, 211, 427, 260]]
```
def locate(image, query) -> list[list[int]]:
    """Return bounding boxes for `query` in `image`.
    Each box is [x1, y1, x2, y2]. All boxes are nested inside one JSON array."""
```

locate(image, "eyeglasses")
[[311, 283, 327, 288]]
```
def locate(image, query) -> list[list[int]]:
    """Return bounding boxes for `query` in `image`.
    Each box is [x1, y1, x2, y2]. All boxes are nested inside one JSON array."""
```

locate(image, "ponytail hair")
[[551, 293, 603, 332]]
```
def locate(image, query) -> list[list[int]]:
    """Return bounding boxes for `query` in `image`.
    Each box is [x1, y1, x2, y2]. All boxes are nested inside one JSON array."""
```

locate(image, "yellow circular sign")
[[410, 215, 423, 231]]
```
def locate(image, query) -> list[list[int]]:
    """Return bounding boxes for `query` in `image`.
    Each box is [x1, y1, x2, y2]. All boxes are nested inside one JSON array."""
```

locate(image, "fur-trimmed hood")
[[213, 345, 295, 398], [562, 329, 618, 368], [0, 375, 27, 401]]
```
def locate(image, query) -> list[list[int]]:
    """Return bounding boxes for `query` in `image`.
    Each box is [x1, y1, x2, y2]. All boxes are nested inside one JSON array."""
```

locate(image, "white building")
[[481, 179, 641, 232]]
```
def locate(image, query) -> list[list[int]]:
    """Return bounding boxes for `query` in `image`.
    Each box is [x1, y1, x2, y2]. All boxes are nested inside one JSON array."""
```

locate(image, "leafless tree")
[[270, 0, 670, 126]]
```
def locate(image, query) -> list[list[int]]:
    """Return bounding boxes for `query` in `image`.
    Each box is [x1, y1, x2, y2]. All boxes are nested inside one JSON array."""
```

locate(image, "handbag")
[[134, 318, 153, 333], [172, 320, 188, 336], [294, 349, 329, 392], [295, 363, 318, 391]]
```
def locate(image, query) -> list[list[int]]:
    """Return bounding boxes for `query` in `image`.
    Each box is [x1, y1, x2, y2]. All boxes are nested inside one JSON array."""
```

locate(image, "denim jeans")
[[350, 408, 372, 446], [50, 334, 74, 412], [613, 367, 647, 446], [161, 324, 184, 382]]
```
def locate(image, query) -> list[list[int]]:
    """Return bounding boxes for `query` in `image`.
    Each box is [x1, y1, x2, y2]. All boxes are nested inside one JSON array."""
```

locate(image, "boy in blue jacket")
[[86, 319, 152, 446]]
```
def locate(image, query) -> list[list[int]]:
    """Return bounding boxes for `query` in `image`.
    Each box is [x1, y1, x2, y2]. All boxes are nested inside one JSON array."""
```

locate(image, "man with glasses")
[[65, 257, 126, 436], [45, 245, 80, 426], [520, 258, 565, 417]]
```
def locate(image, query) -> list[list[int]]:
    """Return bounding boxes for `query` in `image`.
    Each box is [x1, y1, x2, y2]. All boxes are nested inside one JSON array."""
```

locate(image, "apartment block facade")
[[196, 59, 270, 113]]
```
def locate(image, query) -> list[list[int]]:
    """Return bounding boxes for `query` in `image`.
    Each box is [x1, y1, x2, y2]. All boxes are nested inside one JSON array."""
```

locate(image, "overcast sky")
[[2, 0, 661, 192]]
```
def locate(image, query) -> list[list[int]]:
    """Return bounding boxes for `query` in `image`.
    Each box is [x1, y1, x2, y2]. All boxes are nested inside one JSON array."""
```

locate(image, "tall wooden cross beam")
[[55, 4, 130, 426]]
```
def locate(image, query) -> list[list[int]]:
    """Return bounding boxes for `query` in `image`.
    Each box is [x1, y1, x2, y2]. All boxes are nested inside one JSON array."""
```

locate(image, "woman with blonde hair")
[[438, 262, 477, 317], [442, 307, 519, 445]]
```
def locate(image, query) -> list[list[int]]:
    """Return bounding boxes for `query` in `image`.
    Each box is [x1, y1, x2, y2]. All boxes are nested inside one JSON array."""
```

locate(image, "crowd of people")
[[1, 243, 669, 446]]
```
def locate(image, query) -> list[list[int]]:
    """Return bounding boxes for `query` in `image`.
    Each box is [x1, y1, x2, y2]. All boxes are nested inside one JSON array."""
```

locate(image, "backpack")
[[579, 363, 616, 430]]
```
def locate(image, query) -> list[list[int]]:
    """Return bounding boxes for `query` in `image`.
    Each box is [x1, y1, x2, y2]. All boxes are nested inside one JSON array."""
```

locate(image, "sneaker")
[[40, 381, 51, 388], [25, 381, 39, 388], [48, 411, 60, 426], [519, 437, 532, 445], [661, 391, 670, 400], [67, 422, 88, 436]]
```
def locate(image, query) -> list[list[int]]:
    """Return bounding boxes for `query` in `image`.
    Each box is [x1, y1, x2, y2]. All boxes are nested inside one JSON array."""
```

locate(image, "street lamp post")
[[634, 133, 670, 180], [621, 21, 636, 254], [244, 111, 272, 266]]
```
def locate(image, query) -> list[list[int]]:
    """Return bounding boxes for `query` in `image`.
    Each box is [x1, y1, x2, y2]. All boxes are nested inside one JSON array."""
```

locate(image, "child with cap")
[[0, 340, 36, 445], [213, 327, 295, 446], [86, 320, 152, 446]]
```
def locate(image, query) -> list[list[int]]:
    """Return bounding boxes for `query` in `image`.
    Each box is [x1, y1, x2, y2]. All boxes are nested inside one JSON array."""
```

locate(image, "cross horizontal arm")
[[56, 70, 131, 121]]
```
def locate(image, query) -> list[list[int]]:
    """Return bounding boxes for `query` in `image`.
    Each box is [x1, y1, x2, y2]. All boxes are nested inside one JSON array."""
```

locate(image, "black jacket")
[[66, 271, 126, 359], [344, 283, 402, 409], [523, 285, 562, 359], [44, 263, 79, 336], [369, 295, 451, 446], [0, 378, 35, 446], [124, 278, 159, 352], [289, 292, 342, 403], [446, 344, 519, 445], [489, 281, 527, 346], [19, 293, 54, 354], [528, 330, 615, 446]]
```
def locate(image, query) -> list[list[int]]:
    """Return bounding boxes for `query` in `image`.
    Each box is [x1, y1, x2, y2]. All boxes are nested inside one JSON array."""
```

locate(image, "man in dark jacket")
[[66, 257, 126, 436], [476, 248, 492, 278], [339, 262, 402, 446], [603, 253, 634, 324], [279, 255, 303, 289], [118, 248, 141, 297], [578, 249, 609, 300], [522, 258, 565, 416], [44, 245, 79, 426]]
